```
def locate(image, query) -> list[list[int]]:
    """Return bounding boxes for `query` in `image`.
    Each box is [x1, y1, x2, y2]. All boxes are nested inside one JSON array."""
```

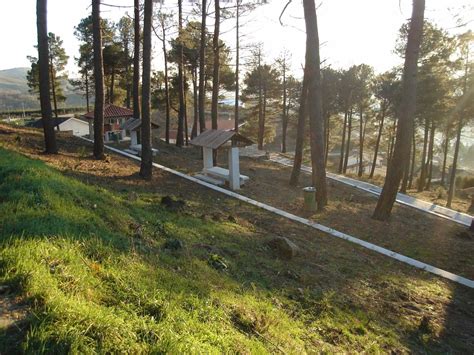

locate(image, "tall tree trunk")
[[369, 104, 386, 179], [387, 119, 397, 167], [261, 84, 267, 147], [161, 20, 171, 144], [324, 113, 330, 167], [358, 107, 364, 177], [408, 129, 416, 189], [234, 0, 240, 132], [281, 57, 288, 153], [191, 68, 199, 138], [92, 0, 105, 159], [184, 76, 189, 145], [289, 70, 308, 186], [110, 67, 115, 104], [198, 0, 207, 133], [343, 109, 353, 174], [36, 0, 57, 154], [139, 0, 153, 179], [133, 0, 141, 119], [257, 51, 264, 150], [373, 0, 424, 220], [49, 58, 58, 118], [85, 71, 90, 112], [176, 0, 185, 147], [400, 145, 411, 193], [417, 118, 429, 191], [425, 121, 435, 190], [447, 117, 462, 208], [124, 39, 131, 109], [338, 110, 348, 173], [211, 0, 220, 130], [303, 0, 327, 209], [440, 126, 450, 186], [447, 38, 471, 207]]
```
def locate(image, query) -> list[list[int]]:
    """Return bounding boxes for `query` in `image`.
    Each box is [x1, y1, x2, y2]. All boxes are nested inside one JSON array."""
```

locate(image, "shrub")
[[436, 186, 447, 199]]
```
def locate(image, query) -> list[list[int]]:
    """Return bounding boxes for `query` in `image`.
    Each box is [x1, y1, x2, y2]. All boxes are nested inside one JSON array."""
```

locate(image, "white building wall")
[[59, 118, 90, 137]]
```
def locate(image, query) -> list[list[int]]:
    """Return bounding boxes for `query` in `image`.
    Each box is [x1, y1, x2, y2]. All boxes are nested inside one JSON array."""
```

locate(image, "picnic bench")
[[203, 166, 250, 184], [190, 129, 253, 190]]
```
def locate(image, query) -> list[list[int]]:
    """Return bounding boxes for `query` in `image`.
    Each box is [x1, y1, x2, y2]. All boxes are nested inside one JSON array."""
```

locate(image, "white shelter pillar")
[[203, 147, 214, 170], [130, 130, 138, 147], [228, 147, 240, 190]]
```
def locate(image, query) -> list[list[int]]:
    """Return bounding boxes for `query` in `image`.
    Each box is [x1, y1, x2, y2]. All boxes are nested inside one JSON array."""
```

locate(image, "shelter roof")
[[121, 117, 159, 131], [190, 129, 253, 150]]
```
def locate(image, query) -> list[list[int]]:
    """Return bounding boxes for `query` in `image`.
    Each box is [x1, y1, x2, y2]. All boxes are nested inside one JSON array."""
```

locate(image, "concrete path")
[[268, 153, 473, 227]]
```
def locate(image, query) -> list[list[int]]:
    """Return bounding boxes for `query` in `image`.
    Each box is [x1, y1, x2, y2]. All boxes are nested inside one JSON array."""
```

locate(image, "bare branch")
[[279, 0, 293, 26]]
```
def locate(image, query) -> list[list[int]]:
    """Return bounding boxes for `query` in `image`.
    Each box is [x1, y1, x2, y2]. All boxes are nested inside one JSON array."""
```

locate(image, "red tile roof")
[[83, 104, 134, 119]]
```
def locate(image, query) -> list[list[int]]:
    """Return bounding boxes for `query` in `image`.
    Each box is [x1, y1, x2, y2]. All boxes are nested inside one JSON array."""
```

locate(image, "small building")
[[190, 129, 253, 190], [57, 117, 90, 136], [27, 116, 89, 137], [121, 117, 160, 156], [83, 104, 134, 142]]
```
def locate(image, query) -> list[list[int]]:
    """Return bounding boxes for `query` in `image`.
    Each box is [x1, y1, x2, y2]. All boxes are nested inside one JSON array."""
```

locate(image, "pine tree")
[[373, 0, 425, 221], [139, 0, 153, 179], [36, 0, 57, 154], [92, 0, 105, 159]]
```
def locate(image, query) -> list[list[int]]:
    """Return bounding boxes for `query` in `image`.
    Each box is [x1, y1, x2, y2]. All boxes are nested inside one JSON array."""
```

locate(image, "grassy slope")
[[0, 145, 471, 353]]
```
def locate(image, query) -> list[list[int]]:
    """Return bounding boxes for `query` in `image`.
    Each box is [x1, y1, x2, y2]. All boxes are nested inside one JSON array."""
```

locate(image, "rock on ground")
[[267, 236, 301, 260]]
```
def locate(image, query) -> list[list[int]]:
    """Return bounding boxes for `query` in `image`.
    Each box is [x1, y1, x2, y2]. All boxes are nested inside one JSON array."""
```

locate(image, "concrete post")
[[303, 187, 317, 212], [130, 130, 138, 147], [88, 120, 93, 138], [228, 147, 240, 190], [203, 147, 214, 170]]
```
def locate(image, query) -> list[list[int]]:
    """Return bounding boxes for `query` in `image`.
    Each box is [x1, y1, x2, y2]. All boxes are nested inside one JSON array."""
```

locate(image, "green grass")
[[0, 147, 469, 353]]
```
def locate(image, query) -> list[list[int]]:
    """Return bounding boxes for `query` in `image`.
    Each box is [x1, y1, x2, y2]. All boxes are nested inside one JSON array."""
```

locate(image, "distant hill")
[[0, 67, 86, 111]]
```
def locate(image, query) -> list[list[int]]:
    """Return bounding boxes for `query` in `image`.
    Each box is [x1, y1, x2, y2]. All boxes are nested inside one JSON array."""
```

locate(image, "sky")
[[0, 0, 472, 78]]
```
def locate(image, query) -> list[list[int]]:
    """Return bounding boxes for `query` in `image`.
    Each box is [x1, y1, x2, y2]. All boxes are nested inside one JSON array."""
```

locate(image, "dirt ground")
[[1, 125, 474, 352], [141, 139, 474, 280]]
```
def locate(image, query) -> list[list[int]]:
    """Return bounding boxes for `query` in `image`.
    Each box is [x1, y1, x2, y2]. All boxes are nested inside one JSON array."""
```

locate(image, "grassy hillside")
[[0, 148, 300, 352], [0, 140, 472, 353], [0, 68, 38, 110], [0, 67, 86, 111]]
